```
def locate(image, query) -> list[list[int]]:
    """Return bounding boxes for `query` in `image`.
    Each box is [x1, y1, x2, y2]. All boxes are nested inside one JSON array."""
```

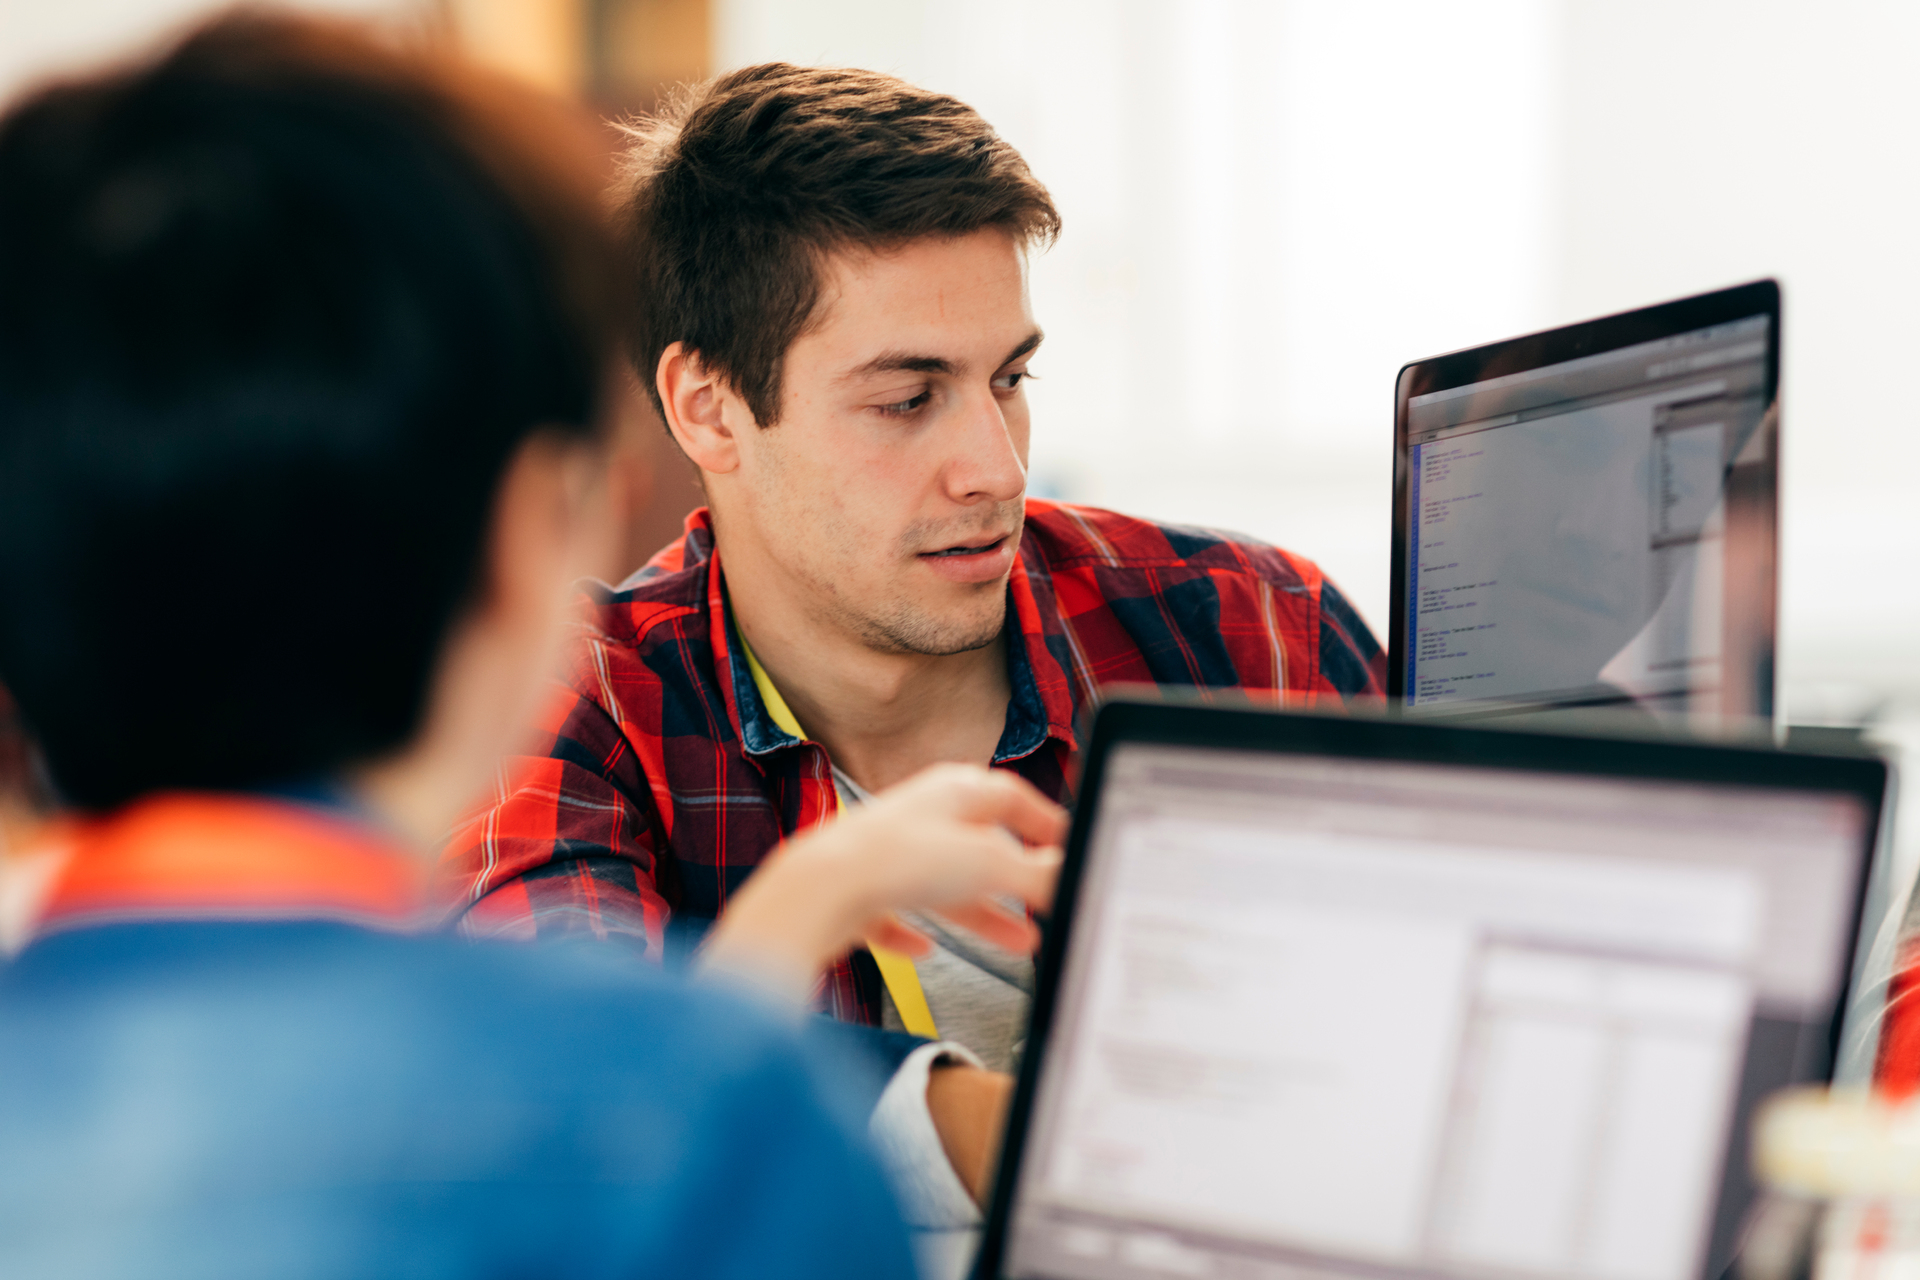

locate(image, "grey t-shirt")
[[832, 768, 1033, 1074]]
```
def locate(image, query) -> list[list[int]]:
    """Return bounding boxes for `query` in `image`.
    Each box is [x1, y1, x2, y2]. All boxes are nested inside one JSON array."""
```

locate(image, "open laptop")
[[976, 700, 1883, 1280], [1389, 280, 1780, 725]]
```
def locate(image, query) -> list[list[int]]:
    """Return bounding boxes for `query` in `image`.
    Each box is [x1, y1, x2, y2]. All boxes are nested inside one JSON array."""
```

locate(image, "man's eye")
[[992, 370, 1028, 392], [876, 391, 931, 417]]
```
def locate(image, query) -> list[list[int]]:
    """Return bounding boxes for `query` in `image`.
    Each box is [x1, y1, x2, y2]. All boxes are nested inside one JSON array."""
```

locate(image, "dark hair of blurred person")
[[0, 9, 621, 813], [0, 13, 1072, 1276]]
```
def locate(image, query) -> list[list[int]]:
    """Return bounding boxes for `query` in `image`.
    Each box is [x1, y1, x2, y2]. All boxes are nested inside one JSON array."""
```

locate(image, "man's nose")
[[944, 390, 1026, 504]]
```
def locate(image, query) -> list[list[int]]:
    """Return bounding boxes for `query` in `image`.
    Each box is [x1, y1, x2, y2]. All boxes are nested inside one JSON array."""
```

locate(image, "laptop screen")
[[1394, 295, 1776, 721], [1000, 741, 1870, 1280]]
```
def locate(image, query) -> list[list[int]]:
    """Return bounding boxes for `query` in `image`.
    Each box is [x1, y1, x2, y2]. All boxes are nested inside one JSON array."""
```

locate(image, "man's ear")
[[657, 342, 747, 476]]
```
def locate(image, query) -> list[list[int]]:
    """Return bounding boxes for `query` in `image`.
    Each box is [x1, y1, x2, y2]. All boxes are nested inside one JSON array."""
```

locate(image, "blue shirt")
[[0, 920, 917, 1279]]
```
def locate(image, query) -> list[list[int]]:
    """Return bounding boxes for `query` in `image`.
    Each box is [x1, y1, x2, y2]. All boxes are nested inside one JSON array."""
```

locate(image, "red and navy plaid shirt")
[[441, 500, 1385, 1025]]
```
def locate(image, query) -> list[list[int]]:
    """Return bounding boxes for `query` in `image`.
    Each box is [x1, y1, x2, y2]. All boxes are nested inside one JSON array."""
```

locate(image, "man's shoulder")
[[1022, 499, 1325, 595], [4, 921, 778, 1068], [0, 922, 913, 1277], [1, 922, 861, 1156], [1020, 500, 1385, 698], [575, 523, 716, 652]]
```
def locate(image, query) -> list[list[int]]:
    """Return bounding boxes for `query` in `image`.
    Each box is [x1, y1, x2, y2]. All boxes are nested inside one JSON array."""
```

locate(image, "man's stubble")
[[809, 498, 1025, 658]]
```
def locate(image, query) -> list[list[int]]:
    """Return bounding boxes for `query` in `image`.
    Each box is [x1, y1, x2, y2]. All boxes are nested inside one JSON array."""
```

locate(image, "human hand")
[[700, 763, 1065, 999]]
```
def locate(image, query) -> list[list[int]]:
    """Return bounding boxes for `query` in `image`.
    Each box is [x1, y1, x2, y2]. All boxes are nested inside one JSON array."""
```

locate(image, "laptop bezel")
[[974, 697, 1883, 1280], [1386, 278, 1783, 718]]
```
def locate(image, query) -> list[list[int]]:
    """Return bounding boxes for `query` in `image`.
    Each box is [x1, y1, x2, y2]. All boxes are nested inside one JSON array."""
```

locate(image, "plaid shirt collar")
[[686, 507, 1077, 767], [31, 792, 427, 940]]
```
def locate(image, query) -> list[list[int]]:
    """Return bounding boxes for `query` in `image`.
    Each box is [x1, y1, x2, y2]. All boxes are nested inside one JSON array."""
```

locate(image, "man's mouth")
[[920, 537, 1007, 559]]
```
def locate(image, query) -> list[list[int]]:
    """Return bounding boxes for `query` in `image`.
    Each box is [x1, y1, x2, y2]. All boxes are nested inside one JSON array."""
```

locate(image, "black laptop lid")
[[1389, 280, 1780, 724], [978, 700, 1881, 1280]]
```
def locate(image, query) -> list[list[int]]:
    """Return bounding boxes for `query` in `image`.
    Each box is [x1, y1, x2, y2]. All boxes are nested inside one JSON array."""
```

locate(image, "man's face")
[[724, 228, 1038, 656]]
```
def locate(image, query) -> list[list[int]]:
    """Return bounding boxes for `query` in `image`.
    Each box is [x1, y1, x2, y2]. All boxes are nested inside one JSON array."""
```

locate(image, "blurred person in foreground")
[[443, 61, 1388, 1243], [0, 14, 1064, 1277]]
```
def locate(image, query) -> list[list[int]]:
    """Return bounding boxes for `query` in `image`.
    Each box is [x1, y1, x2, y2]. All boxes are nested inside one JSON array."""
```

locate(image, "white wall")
[[1, 0, 221, 102], [1559, 0, 1920, 715]]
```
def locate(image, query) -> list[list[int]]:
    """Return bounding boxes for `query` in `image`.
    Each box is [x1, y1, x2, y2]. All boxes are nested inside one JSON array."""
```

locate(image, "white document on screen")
[[1042, 891, 1473, 1260], [1029, 816, 1764, 1280], [1409, 381, 1730, 707], [1431, 948, 1753, 1280]]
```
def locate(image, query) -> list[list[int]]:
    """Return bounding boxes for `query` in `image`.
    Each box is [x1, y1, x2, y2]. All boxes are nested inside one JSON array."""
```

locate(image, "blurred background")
[[3, 0, 1915, 728]]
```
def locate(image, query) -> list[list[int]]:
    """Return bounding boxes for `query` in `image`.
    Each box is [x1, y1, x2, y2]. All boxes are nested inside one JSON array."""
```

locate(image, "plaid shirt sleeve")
[[1317, 577, 1387, 700], [443, 665, 672, 956]]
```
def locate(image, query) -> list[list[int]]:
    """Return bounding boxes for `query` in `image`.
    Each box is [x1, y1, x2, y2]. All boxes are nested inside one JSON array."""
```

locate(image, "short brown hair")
[[617, 63, 1061, 426]]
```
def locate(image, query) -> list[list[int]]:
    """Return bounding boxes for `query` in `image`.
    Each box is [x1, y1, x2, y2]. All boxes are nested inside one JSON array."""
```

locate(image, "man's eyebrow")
[[840, 352, 958, 382], [1002, 330, 1044, 365], [837, 331, 1044, 384]]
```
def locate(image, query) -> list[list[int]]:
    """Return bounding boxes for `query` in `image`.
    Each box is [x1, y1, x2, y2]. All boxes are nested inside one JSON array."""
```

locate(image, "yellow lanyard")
[[737, 634, 941, 1041]]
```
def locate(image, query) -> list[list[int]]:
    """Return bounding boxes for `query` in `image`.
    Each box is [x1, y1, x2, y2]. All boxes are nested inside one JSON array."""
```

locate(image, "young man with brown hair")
[[445, 62, 1384, 1239]]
